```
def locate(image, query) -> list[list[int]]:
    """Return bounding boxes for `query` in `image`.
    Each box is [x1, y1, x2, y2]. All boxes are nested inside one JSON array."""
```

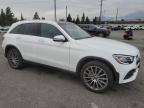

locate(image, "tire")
[[98, 33, 104, 37], [123, 35, 128, 40], [80, 61, 114, 93], [103, 34, 109, 38], [7, 48, 24, 69]]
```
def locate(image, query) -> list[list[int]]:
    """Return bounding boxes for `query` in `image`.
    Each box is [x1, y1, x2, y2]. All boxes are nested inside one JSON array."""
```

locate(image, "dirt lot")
[[0, 31, 144, 108]]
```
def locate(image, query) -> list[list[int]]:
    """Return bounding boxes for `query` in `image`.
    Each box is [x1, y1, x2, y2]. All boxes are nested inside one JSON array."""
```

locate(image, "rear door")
[[88, 25, 98, 36], [10, 23, 41, 62]]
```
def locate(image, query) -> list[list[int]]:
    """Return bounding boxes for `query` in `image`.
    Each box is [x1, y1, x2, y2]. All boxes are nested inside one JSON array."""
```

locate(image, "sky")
[[0, 0, 144, 20]]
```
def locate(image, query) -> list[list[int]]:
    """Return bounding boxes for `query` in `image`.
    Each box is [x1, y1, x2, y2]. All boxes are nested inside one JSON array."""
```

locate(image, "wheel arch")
[[76, 56, 119, 83], [5, 44, 21, 57]]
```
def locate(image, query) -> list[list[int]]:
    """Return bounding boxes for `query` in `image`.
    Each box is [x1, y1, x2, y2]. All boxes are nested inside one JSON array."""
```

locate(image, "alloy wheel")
[[8, 49, 20, 68], [83, 66, 108, 90]]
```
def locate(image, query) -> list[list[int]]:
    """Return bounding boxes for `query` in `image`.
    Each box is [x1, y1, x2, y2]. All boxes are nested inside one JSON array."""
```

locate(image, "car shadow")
[[20, 63, 143, 95], [24, 63, 80, 82]]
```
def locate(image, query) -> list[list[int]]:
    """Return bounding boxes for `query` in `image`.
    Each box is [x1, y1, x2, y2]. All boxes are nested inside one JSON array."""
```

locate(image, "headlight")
[[113, 54, 134, 65]]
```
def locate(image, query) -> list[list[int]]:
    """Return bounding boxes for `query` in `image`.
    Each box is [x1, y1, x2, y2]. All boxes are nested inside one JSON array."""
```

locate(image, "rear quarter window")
[[10, 23, 41, 36], [10, 24, 25, 34]]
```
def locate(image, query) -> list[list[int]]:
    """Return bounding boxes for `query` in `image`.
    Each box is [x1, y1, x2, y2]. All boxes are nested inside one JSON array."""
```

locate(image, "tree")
[[121, 19, 125, 21], [93, 16, 98, 24], [20, 13, 24, 21], [75, 16, 80, 24], [67, 14, 72, 22], [5, 7, 17, 25], [0, 7, 17, 26], [41, 17, 45, 20], [0, 9, 6, 26], [81, 12, 85, 24], [33, 12, 40, 20], [85, 16, 90, 24], [59, 19, 65, 21], [72, 18, 76, 23]]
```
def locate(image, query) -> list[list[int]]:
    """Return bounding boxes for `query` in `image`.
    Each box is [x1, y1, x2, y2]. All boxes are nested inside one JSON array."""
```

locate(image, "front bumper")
[[121, 63, 140, 84], [117, 55, 141, 84]]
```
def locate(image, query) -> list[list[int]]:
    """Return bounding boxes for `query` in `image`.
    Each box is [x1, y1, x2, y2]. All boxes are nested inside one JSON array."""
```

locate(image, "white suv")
[[2, 20, 141, 92]]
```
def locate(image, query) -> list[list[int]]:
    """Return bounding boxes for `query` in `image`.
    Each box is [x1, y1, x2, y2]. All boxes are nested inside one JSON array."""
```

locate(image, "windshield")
[[58, 22, 91, 40]]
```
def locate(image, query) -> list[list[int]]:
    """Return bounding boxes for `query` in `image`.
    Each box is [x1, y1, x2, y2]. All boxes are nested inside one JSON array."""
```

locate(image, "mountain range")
[[104, 11, 144, 21], [122, 11, 144, 20]]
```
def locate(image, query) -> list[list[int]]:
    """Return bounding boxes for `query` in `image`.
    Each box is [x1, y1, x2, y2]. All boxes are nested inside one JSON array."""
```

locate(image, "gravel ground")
[[0, 31, 144, 108]]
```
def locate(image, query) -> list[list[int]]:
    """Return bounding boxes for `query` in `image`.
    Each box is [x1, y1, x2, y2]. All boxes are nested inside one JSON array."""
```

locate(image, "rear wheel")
[[7, 48, 24, 69], [80, 61, 114, 93], [103, 35, 109, 38]]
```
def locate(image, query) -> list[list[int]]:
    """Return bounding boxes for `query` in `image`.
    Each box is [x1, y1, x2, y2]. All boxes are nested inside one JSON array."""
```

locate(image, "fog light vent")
[[124, 69, 136, 80]]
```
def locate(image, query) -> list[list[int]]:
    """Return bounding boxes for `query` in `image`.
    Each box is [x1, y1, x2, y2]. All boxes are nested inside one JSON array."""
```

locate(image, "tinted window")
[[41, 24, 62, 38], [58, 23, 91, 40], [89, 25, 97, 30], [10, 23, 40, 36], [79, 25, 89, 30], [10, 24, 25, 34], [24, 23, 40, 36]]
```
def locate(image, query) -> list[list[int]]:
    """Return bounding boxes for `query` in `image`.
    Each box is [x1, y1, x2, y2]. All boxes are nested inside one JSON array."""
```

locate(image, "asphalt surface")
[[0, 31, 144, 108]]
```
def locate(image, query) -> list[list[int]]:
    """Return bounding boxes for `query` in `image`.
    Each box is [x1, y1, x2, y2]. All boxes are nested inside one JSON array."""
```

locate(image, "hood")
[[76, 37, 139, 56]]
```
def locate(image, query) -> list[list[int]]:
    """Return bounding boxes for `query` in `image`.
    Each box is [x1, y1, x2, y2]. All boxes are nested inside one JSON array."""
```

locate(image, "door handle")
[[38, 39, 44, 43], [16, 37, 21, 39]]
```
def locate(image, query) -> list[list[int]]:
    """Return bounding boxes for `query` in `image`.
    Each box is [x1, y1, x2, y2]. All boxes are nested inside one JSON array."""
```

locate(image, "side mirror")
[[53, 35, 67, 42]]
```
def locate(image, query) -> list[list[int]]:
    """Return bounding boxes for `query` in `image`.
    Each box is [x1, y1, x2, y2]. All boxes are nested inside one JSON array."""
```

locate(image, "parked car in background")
[[0, 26, 3, 33], [99, 25, 112, 30], [124, 25, 140, 30], [139, 25, 144, 30], [2, 20, 141, 93], [78, 24, 111, 38], [0, 26, 10, 33], [111, 25, 124, 31], [133, 25, 141, 30]]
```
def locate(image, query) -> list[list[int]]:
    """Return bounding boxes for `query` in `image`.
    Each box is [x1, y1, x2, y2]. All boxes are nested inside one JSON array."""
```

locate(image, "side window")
[[89, 25, 94, 30], [82, 25, 89, 30], [41, 23, 63, 38], [10, 24, 25, 34], [80, 26, 85, 29], [24, 23, 40, 36], [10, 23, 41, 36]]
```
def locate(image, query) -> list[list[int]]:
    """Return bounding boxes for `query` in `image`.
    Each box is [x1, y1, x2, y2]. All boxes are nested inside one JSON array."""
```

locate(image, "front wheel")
[[80, 61, 114, 93], [7, 48, 24, 69], [98, 33, 104, 37]]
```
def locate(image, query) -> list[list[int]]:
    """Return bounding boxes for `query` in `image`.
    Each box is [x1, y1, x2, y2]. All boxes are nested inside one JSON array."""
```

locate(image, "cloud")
[[0, 0, 144, 20]]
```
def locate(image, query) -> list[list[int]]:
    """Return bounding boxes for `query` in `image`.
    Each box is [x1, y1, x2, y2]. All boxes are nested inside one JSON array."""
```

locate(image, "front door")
[[36, 23, 70, 70]]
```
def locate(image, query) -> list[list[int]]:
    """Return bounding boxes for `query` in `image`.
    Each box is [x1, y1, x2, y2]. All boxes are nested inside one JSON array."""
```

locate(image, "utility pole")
[[66, 5, 68, 22], [116, 8, 119, 22], [54, 0, 57, 21], [99, 0, 103, 25]]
